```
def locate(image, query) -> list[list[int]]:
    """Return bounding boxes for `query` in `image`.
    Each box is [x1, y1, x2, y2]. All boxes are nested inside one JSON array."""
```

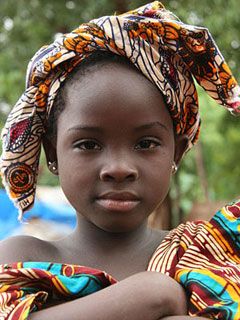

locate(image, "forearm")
[[29, 272, 187, 320]]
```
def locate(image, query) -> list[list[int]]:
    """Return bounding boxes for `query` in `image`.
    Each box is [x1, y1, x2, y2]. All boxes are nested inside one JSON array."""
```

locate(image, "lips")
[[96, 191, 140, 212]]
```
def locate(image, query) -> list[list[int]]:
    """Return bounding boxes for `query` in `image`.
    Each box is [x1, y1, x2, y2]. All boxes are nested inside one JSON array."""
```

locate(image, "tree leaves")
[[0, 0, 239, 209]]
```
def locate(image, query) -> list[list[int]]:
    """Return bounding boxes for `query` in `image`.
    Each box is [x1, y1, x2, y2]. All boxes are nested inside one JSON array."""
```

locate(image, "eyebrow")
[[67, 121, 168, 133], [135, 121, 168, 132], [68, 125, 103, 133]]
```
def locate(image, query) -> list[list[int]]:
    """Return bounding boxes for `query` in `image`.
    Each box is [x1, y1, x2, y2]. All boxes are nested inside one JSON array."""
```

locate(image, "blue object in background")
[[0, 189, 76, 240]]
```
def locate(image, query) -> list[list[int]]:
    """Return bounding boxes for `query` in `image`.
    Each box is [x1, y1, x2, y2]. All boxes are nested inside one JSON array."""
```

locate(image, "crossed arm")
[[29, 272, 209, 320]]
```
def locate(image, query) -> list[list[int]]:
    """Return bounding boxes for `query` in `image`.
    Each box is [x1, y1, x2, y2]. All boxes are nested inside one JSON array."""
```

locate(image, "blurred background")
[[0, 0, 239, 239]]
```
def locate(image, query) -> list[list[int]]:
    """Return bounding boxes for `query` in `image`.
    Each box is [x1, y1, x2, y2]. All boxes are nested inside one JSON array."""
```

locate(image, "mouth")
[[96, 191, 140, 212]]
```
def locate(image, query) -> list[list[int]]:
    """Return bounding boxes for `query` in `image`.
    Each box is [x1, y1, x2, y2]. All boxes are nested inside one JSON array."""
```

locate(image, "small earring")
[[171, 162, 178, 174], [48, 161, 58, 173]]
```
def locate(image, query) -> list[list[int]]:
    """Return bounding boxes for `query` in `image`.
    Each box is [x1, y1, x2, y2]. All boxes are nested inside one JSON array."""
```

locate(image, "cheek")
[[143, 147, 173, 174], [57, 155, 96, 206], [150, 166, 172, 193], [142, 153, 173, 200]]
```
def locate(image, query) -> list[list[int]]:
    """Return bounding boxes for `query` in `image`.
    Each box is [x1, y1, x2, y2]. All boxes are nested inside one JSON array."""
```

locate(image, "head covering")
[[1, 1, 240, 217]]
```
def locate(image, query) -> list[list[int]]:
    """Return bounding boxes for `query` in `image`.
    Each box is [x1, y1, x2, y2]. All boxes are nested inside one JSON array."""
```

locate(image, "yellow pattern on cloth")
[[148, 199, 240, 319], [0, 1, 240, 217], [0, 200, 239, 319]]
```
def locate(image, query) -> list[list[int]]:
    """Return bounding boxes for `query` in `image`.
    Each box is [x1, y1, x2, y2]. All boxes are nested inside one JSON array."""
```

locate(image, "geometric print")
[[1, 1, 240, 216], [148, 199, 240, 319], [0, 200, 239, 319]]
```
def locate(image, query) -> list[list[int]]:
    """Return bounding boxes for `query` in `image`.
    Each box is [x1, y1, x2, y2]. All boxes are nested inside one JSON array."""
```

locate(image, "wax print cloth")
[[1, 1, 240, 217], [148, 199, 240, 319], [0, 263, 116, 319], [0, 200, 239, 319]]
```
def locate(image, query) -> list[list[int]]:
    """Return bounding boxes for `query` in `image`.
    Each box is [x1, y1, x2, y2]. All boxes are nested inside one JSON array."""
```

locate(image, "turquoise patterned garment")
[[0, 200, 239, 319], [148, 200, 240, 319], [0, 262, 116, 319]]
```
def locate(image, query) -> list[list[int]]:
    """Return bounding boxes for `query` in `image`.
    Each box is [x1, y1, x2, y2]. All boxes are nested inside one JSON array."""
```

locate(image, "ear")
[[42, 135, 59, 175], [174, 134, 189, 168]]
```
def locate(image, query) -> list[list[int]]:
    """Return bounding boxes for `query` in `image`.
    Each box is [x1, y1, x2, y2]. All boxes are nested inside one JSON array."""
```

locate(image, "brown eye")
[[74, 140, 101, 151], [135, 138, 160, 150]]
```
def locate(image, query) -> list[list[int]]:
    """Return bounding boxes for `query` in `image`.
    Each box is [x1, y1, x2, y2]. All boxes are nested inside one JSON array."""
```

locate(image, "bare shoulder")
[[0, 235, 57, 264], [151, 228, 169, 243]]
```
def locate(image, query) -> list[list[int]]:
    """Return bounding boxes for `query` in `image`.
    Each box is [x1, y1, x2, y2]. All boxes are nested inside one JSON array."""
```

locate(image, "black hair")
[[46, 50, 138, 142]]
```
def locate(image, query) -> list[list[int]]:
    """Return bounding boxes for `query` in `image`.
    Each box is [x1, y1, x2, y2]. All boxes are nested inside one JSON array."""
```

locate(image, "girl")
[[0, 2, 239, 319]]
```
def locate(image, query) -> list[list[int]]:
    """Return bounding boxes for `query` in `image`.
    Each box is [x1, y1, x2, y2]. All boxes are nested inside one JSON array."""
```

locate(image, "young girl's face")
[[54, 62, 177, 233]]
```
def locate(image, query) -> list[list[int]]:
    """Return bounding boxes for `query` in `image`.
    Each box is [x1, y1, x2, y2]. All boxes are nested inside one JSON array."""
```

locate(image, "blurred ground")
[[0, 187, 76, 240]]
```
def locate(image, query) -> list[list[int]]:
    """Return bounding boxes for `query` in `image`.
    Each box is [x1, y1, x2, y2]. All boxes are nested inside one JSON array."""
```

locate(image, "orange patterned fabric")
[[148, 199, 240, 319], [1, 1, 240, 216], [0, 201, 239, 319], [0, 263, 116, 320]]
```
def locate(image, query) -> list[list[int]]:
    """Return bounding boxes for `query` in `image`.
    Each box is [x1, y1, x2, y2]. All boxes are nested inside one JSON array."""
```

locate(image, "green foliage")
[[175, 88, 240, 213], [0, 0, 239, 211]]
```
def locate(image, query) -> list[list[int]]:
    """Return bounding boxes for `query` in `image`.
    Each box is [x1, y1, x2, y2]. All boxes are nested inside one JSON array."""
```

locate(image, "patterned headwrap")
[[1, 1, 240, 217]]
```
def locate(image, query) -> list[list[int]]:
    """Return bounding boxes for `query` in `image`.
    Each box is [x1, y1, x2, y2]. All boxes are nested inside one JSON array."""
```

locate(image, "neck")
[[69, 215, 151, 253]]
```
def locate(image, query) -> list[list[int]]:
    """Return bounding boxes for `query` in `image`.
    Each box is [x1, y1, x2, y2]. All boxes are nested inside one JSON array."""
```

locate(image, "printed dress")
[[0, 200, 239, 320]]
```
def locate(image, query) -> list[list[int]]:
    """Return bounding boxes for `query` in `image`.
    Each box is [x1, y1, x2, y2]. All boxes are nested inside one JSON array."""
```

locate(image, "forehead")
[[58, 62, 173, 131]]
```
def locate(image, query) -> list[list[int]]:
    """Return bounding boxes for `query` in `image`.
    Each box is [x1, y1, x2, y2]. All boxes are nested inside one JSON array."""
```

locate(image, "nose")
[[99, 157, 139, 182]]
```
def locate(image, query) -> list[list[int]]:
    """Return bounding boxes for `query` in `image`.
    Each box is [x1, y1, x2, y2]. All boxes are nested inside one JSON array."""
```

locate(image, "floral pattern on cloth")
[[0, 200, 239, 319], [0, 1, 240, 217]]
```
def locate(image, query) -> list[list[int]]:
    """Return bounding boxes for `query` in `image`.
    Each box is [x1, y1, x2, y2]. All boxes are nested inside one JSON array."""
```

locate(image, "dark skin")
[[0, 62, 209, 319]]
